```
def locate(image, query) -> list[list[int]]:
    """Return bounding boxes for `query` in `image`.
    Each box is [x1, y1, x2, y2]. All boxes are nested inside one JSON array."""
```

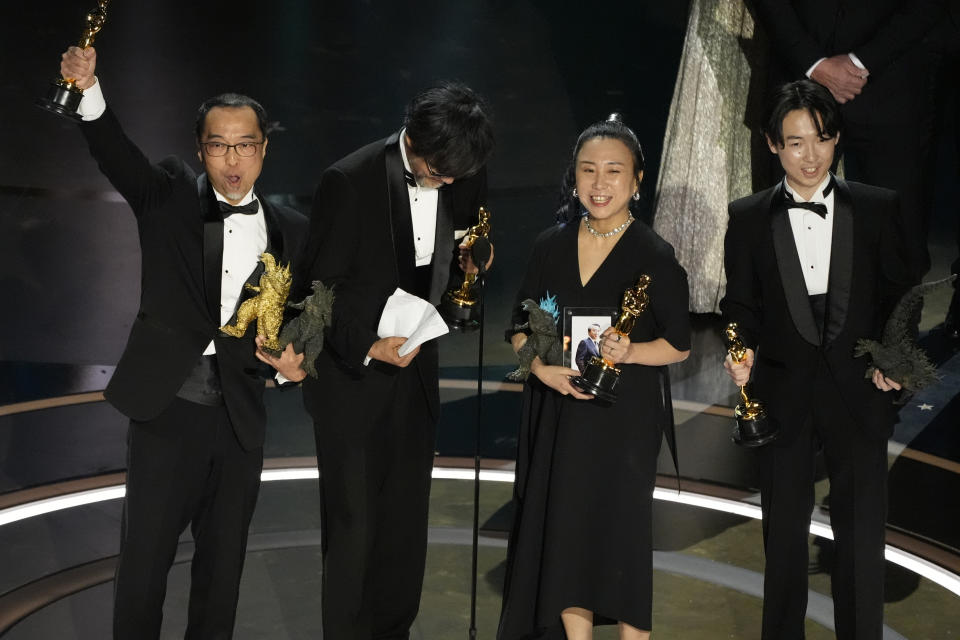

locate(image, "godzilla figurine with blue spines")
[[506, 298, 562, 382]]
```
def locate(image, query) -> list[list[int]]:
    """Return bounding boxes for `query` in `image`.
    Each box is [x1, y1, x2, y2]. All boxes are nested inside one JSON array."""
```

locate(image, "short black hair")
[[556, 113, 646, 223], [195, 93, 271, 140], [763, 80, 842, 147], [403, 82, 495, 179]]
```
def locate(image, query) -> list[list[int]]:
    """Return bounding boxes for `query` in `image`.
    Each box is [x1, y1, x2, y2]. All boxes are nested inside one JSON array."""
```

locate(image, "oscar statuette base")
[[440, 295, 479, 332], [36, 83, 84, 121], [731, 410, 780, 448], [570, 357, 620, 403]]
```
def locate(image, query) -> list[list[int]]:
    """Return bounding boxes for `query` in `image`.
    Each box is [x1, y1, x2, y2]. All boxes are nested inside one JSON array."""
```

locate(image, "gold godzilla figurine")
[[220, 252, 292, 353]]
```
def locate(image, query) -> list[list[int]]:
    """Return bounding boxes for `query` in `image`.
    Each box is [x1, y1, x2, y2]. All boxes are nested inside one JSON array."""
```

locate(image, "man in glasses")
[[296, 82, 495, 638], [59, 45, 307, 638]]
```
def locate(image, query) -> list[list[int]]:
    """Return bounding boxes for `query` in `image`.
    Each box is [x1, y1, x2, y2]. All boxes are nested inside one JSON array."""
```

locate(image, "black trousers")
[[113, 397, 263, 640], [313, 363, 437, 640], [758, 365, 888, 640]]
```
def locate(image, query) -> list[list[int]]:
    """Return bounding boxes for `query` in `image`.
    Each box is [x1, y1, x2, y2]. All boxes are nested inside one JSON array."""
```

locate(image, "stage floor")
[[1, 365, 959, 637]]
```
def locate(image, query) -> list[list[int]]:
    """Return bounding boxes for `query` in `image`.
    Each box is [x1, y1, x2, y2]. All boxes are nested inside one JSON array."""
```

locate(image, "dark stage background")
[[1, 0, 689, 367]]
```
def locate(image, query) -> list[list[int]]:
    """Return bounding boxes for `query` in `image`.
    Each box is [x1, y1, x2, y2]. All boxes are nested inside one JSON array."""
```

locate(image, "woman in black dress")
[[498, 115, 691, 640]]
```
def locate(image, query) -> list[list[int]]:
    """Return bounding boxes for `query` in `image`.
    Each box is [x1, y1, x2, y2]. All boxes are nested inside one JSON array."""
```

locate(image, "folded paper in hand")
[[378, 288, 450, 356]]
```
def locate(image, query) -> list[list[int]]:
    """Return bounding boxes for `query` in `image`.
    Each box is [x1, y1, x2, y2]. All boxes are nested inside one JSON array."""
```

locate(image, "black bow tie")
[[783, 180, 834, 218], [403, 168, 417, 188], [218, 199, 259, 217], [403, 167, 417, 187], [785, 196, 828, 218]]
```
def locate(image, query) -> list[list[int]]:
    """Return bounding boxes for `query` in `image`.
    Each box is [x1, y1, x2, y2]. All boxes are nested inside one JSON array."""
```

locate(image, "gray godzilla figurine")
[[278, 280, 335, 379], [854, 275, 957, 392], [506, 298, 563, 382]]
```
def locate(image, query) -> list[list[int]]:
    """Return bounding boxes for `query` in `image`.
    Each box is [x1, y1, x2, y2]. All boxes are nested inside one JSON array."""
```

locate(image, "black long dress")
[[497, 219, 691, 639]]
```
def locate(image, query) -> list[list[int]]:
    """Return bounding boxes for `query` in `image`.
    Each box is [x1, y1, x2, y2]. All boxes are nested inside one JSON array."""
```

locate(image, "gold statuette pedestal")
[[440, 206, 491, 330], [36, 1, 110, 120], [725, 322, 779, 447], [571, 275, 652, 403]]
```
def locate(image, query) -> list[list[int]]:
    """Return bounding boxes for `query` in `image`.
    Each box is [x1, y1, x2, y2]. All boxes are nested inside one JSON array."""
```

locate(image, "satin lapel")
[[429, 188, 455, 304], [260, 195, 285, 261], [769, 186, 821, 346], [198, 174, 223, 325], [825, 178, 853, 343], [385, 133, 416, 291]]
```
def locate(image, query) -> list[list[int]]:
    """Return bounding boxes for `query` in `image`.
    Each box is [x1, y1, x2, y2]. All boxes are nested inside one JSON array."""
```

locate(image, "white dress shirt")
[[398, 127, 439, 267], [785, 175, 834, 296], [361, 131, 444, 367], [203, 190, 268, 355]]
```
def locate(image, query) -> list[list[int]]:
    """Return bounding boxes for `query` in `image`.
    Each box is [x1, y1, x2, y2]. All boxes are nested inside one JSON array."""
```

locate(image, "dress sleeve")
[[647, 250, 692, 352]]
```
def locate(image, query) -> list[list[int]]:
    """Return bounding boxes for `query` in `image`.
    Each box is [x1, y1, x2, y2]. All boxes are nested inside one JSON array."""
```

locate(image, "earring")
[[632, 191, 640, 201], [572, 187, 579, 198]]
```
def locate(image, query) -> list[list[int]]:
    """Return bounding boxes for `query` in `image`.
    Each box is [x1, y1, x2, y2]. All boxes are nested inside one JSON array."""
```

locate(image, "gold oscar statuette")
[[440, 206, 491, 329], [36, 0, 110, 120], [571, 275, 652, 402], [725, 322, 779, 447]]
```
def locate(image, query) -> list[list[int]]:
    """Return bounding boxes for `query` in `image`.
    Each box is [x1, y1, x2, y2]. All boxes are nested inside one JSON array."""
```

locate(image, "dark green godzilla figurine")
[[854, 275, 957, 392], [278, 280, 335, 379], [506, 298, 562, 382]]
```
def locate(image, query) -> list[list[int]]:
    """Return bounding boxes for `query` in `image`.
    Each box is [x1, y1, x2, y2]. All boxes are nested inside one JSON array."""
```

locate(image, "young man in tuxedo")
[[60, 46, 308, 639], [296, 82, 494, 639], [721, 80, 915, 639], [753, 0, 945, 280]]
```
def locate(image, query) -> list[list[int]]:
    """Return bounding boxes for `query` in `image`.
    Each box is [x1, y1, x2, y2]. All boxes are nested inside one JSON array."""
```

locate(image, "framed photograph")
[[563, 306, 618, 372]]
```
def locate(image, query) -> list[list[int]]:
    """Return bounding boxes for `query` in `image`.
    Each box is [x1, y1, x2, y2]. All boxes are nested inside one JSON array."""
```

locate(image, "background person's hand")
[[810, 54, 868, 103]]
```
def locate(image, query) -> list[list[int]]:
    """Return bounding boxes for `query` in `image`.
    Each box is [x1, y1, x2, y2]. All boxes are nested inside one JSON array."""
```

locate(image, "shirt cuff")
[[77, 77, 106, 121], [847, 52, 866, 70], [363, 355, 372, 366], [805, 57, 827, 78], [275, 371, 291, 385]]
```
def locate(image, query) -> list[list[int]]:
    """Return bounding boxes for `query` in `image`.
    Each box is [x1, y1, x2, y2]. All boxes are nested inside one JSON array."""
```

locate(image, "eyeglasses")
[[424, 160, 453, 181], [200, 141, 264, 157]]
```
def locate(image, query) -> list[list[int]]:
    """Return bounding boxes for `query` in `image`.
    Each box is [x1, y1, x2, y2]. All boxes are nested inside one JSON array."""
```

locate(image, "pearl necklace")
[[583, 213, 634, 238]]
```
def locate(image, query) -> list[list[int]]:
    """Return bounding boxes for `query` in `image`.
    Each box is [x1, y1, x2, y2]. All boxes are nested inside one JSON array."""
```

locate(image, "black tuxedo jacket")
[[297, 131, 487, 421], [755, 0, 944, 124], [720, 178, 914, 441], [81, 107, 308, 450]]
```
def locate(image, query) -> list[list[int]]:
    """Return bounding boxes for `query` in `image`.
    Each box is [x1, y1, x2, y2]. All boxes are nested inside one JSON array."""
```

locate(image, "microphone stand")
[[468, 258, 487, 640]]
